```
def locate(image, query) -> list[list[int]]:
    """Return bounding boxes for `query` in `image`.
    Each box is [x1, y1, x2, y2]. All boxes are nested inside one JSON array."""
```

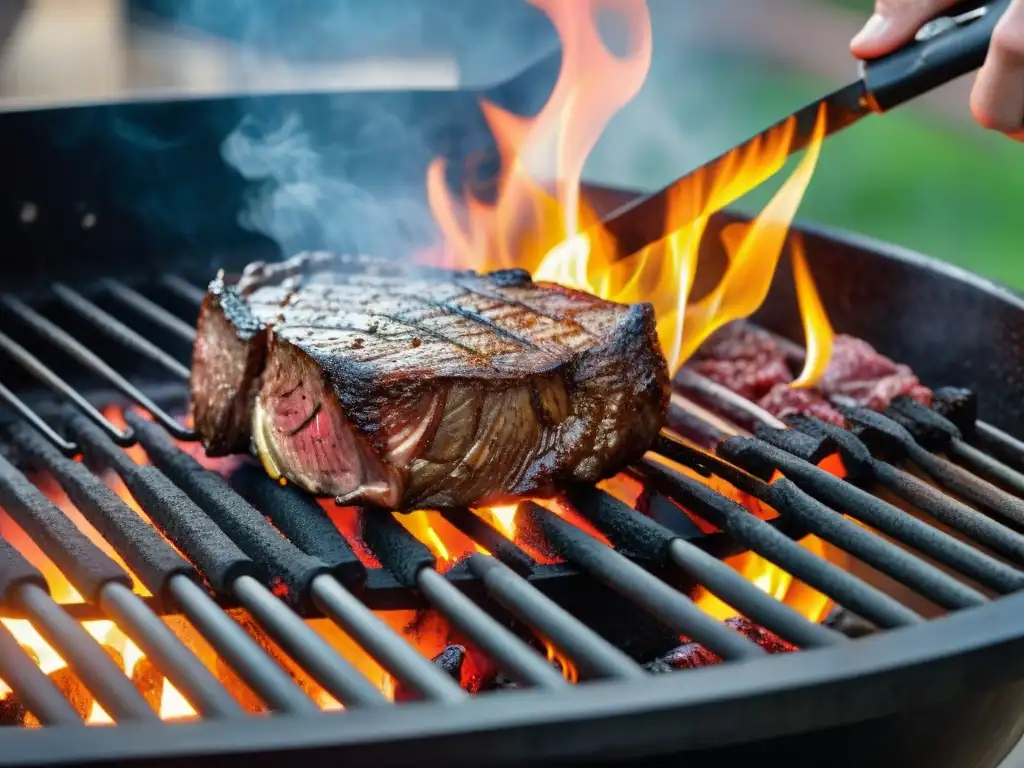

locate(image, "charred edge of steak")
[[189, 275, 268, 456], [557, 302, 670, 483]]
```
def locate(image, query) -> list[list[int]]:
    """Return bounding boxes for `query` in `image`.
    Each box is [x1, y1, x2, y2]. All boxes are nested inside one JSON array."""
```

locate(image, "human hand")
[[851, 0, 1024, 139]]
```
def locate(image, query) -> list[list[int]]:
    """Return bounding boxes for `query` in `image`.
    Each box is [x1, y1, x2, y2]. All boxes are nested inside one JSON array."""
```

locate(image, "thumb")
[[851, 0, 962, 59]]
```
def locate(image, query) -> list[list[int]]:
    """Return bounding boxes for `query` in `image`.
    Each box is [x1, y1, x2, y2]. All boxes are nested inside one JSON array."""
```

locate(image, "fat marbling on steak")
[[189, 252, 670, 510]]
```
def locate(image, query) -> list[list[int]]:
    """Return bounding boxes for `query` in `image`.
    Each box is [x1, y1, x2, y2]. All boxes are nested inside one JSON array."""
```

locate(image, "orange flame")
[[424, 0, 832, 379], [790, 233, 835, 388]]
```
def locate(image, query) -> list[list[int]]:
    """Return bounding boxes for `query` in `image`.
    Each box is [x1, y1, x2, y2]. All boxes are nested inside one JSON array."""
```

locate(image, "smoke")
[[136, 0, 731, 260], [221, 111, 438, 258]]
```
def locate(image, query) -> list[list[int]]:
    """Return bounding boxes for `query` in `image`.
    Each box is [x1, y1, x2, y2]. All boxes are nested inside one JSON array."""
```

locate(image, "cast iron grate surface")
[[0, 275, 1023, 730]]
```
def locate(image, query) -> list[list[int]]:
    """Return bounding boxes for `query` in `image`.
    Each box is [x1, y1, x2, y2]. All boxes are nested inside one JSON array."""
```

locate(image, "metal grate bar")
[[641, 446, 923, 629], [719, 437, 1024, 595], [674, 369, 786, 431], [230, 575, 389, 707], [164, 577, 320, 714], [658, 433, 991, 611], [64, 416, 390, 709], [103, 280, 197, 344], [780, 414, 1024, 569], [975, 421, 1024, 470], [15, 583, 159, 722], [948, 439, 1024, 500], [0, 381, 77, 456], [97, 582, 244, 718], [439, 508, 536, 576], [563, 485, 843, 649], [465, 554, 648, 681], [4, 423, 318, 712], [871, 462, 1024, 566], [1, 296, 195, 442], [839, 404, 1024, 531], [0, 329, 132, 445], [666, 393, 741, 448], [123, 412, 468, 703], [0, 454, 243, 718], [361, 512, 569, 690], [0, 618, 84, 726], [522, 502, 767, 660], [0, 536, 157, 724], [52, 284, 191, 381], [416, 567, 570, 689], [159, 275, 206, 308], [307, 575, 469, 703]]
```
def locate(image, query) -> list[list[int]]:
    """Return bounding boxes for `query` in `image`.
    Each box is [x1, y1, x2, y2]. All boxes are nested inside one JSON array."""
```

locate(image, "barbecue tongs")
[[600, 0, 1012, 258]]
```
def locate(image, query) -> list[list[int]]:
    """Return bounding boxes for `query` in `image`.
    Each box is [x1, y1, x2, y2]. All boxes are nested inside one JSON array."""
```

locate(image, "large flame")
[[424, 0, 839, 623], [424, 0, 833, 379]]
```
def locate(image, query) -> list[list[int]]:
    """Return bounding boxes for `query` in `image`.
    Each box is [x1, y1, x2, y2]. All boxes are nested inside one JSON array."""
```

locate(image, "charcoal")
[[643, 642, 721, 674], [393, 644, 467, 702], [642, 617, 797, 674], [476, 657, 568, 693], [723, 616, 798, 653], [930, 387, 977, 436], [822, 606, 878, 638]]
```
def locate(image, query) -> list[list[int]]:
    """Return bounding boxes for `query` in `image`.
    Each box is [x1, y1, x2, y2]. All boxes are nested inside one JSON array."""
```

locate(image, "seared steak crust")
[[190, 252, 670, 510]]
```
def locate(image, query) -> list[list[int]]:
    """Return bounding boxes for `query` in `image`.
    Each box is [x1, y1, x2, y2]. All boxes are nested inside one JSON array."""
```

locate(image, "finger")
[[970, 0, 1024, 134], [851, 0, 962, 59]]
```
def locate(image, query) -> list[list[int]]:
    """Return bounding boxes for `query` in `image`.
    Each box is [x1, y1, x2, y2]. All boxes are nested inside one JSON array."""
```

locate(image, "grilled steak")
[[190, 252, 670, 510]]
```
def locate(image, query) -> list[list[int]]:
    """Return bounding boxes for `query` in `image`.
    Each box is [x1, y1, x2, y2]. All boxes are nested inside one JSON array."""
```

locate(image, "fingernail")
[[851, 14, 890, 48]]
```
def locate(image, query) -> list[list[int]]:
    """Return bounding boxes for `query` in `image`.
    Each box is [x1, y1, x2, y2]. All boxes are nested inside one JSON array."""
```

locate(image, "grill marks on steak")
[[190, 253, 670, 510]]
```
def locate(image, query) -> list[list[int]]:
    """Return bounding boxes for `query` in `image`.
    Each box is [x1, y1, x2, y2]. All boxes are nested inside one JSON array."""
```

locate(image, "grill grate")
[[0, 277, 1023, 727]]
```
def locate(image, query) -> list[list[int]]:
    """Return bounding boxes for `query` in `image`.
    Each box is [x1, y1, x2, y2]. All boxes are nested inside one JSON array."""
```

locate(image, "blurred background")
[[0, 0, 1021, 288]]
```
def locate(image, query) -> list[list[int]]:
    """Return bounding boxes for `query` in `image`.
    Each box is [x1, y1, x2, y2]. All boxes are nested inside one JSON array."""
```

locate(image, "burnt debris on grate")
[[0, 277, 1023, 726]]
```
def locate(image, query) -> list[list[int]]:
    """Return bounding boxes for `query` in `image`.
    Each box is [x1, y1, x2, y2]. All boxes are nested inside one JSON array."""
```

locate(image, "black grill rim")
[[1, 589, 1023, 766]]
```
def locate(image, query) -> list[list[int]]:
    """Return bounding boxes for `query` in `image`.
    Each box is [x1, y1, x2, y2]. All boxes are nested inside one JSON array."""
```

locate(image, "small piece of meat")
[[686, 324, 931, 420], [690, 325, 793, 401], [819, 335, 932, 410], [190, 252, 670, 510], [689, 356, 793, 402], [692, 324, 786, 365], [757, 383, 846, 427]]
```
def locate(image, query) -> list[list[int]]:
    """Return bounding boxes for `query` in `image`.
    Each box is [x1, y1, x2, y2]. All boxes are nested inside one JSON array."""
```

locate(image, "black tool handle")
[[864, 0, 1011, 111]]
